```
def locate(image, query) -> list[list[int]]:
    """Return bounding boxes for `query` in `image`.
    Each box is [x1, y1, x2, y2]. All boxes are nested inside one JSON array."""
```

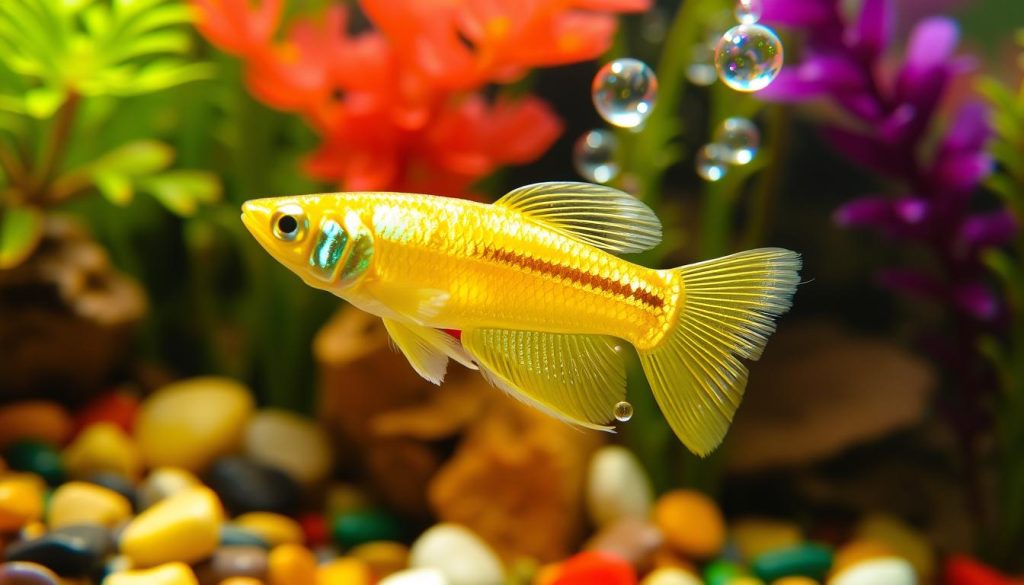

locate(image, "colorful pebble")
[[267, 544, 317, 585], [47, 482, 132, 529], [854, 515, 933, 580], [0, 474, 45, 531], [298, 513, 329, 548], [944, 554, 1013, 585], [640, 567, 702, 585], [5, 441, 66, 486], [831, 539, 893, 575], [218, 578, 263, 585], [704, 560, 744, 585], [219, 525, 270, 549], [102, 562, 199, 585], [244, 409, 333, 487], [0, 402, 73, 450], [653, 490, 725, 559], [204, 457, 301, 516], [585, 518, 662, 567], [136, 468, 200, 511], [316, 557, 372, 585], [205, 546, 267, 582], [0, 561, 61, 585], [5, 524, 114, 577], [332, 509, 404, 548], [119, 486, 224, 567], [773, 578, 819, 585], [585, 446, 654, 528], [827, 557, 916, 585], [410, 524, 505, 585], [752, 544, 833, 582], [349, 541, 409, 579], [233, 512, 303, 547], [63, 423, 142, 481], [379, 568, 448, 585], [732, 518, 803, 563], [550, 551, 636, 585], [135, 377, 254, 472], [74, 392, 139, 437]]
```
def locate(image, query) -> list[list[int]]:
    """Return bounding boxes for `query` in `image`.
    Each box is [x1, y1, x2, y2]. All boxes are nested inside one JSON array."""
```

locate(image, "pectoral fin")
[[383, 318, 476, 385], [461, 328, 627, 430]]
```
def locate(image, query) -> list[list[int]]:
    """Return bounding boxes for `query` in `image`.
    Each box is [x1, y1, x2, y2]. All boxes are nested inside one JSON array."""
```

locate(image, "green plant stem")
[[33, 91, 80, 205]]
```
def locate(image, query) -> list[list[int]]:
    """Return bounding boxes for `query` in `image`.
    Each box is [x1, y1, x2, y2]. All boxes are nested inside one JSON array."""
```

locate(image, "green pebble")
[[331, 509, 404, 548], [752, 543, 833, 582], [705, 559, 744, 585], [5, 440, 66, 486]]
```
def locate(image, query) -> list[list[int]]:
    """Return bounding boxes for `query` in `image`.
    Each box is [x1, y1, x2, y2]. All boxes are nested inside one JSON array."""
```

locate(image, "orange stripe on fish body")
[[241, 182, 801, 456]]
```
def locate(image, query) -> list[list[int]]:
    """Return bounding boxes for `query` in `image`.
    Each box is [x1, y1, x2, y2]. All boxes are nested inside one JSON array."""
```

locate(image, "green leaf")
[[106, 30, 191, 63], [90, 139, 174, 177], [105, 61, 214, 95], [23, 86, 66, 118], [140, 170, 221, 216], [94, 172, 133, 205], [0, 205, 43, 268]]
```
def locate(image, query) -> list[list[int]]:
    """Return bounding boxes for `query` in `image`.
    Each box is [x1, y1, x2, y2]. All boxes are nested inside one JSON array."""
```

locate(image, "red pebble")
[[74, 390, 140, 436], [552, 551, 636, 585], [945, 554, 1019, 585], [299, 513, 329, 548]]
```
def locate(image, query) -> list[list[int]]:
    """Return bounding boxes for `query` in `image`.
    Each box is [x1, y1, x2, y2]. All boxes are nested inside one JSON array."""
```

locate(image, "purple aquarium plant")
[[760, 0, 1010, 520]]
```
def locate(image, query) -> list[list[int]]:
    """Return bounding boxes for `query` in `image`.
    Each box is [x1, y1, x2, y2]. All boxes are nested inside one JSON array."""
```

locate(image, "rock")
[[203, 457, 301, 516], [244, 409, 333, 487], [349, 541, 409, 579], [410, 524, 504, 585], [75, 390, 140, 436], [232, 513, 302, 548], [135, 377, 254, 472], [584, 518, 662, 568], [63, 423, 142, 481], [47, 482, 132, 529], [854, 515, 934, 581], [0, 561, 61, 584], [380, 568, 449, 585], [548, 551, 636, 585], [641, 567, 702, 585], [0, 402, 73, 450], [5, 524, 114, 577], [5, 441, 65, 485], [732, 518, 803, 563], [316, 558, 372, 585], [119, 486, 224, 567], [704, 560, 743, 585], [828, 558, 916, 585], [103, 562, 200, 585], [332, 510, 405, 548], [267, 544, 317, 585], [0, 474, 45, 531], [653, 490, 725, 559], [201, 546, 267, 582], [752, 544, 833, 582], [585, 446, 653, 528], [298, 513, 329, 548], [136, 467, 200, 511], [219, 525, 270, 549], [832, 540, 893, 575], [85, 473, 137, 511]]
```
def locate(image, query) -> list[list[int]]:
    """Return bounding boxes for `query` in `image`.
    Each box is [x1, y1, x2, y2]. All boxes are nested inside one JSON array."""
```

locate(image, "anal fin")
[[461, 328, 627, 430]]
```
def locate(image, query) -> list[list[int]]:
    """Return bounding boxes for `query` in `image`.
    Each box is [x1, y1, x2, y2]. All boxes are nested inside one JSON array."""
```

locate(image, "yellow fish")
[[241, 182, 800, 455]]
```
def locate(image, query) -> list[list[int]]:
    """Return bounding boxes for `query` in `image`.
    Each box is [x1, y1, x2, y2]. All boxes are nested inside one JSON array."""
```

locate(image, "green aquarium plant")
[[0, 0, 218, 268]]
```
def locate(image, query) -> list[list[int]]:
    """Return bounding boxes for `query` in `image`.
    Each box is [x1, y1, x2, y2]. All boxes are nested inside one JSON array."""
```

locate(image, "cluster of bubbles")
[[574, 58, 659, 184], [689, 0, 784, 92], [696, 117, 761, 181]]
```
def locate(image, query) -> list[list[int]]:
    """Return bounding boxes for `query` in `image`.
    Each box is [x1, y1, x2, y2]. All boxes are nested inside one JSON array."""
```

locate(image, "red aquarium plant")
[[191, 0, 649, 196]]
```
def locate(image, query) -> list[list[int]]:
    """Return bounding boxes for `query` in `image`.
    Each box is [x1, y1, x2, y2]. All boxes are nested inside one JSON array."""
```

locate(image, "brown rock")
[[0, 218, 146, 402]]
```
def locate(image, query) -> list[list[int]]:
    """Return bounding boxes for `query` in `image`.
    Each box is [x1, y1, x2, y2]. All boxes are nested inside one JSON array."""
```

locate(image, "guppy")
[[242, 182, 800, 455]]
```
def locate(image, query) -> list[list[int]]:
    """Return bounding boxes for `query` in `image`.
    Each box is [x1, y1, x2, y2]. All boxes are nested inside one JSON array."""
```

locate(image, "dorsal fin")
[[494, 182, 662, 254]]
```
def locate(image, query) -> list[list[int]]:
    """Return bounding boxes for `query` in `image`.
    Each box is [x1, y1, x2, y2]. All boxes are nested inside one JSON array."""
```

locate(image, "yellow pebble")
[[119, 486, 224, 567], [316, 558, 372, 585], [219, 579, 263, 585], [831, 539, 893, 575], [102, 562, 199, 585], [63, 423, 143, 481], [641, 567, 703, 585], [49, 481, 132, 529], [269, 544, 317, 585], [137, 467, 201, 510], [730, 578, 766, 585], [533, 563, 561, 585], [234, 512, 304, 547], [854, 515, 934, 580], [349, 541, 409, 578], [732, 518, 803, 563], [135, 377, 254, 472], [0, 474, 44, 531], [773, 578, 818, 585], [653, 490, 725, 559], [21, 521, 46, 540]]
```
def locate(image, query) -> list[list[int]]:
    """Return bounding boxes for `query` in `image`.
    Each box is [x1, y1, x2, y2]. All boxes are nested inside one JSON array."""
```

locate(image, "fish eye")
[[271, 205, 307, 242]]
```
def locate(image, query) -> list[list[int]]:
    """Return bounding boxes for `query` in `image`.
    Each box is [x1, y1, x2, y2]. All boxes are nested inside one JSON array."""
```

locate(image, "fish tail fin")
[[637, 248, 801, 456]]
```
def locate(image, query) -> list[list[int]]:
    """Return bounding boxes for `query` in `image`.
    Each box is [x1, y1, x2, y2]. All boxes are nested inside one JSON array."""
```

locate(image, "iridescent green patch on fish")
[[340, 225, 373, 285], [309, 219, 348, 280]]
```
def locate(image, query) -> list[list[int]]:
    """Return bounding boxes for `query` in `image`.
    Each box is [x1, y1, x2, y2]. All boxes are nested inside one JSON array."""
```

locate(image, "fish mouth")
[[240, 200, 276, 252]]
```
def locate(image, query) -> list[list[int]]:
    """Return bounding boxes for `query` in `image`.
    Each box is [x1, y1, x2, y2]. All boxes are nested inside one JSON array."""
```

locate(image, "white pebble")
[[641, 567, 703, 585], [380, 568, 449, 585], [244, 409, 333, 486], [410, 524, 505, 585], [586, 445, 654, 527], [830, 557, 918, 585]]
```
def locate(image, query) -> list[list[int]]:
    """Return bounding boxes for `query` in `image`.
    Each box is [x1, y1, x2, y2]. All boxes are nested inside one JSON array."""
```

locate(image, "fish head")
[[241, 195, 375, 290]]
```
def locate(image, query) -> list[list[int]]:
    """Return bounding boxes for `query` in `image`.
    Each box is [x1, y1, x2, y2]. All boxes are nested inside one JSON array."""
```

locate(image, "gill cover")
[[308, 211, 374, 285]]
